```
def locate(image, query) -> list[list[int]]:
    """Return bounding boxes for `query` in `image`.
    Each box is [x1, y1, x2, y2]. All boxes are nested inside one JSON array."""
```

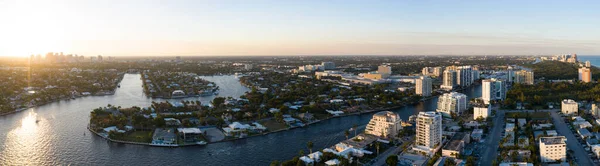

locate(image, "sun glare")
[[0, 1, 70, 57]]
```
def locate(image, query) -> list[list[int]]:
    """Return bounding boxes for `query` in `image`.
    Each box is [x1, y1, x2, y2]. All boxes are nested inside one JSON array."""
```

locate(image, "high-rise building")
[[482, 79, 506, 104], [579, 67, 592, 83], [586, 61, 592, 68], [416, 76, 432, 97], [436, 92, 467, 117], [473, 100, 491, 119], [321, 62, 335, 70], [539, 136, 567, 163], [592, 103, 600, 118], [415, 112, 443, 150], [433, 67, 443, 77], [561, 99, 578, 115], [515, 69, 534, 85], [456, 66, 473, 87], [441, 70, 456, 90], [244, 64, 254, 70], [365, 111, 402, 138], [422, 67, 431, 76], [378, 65, 392, 77]]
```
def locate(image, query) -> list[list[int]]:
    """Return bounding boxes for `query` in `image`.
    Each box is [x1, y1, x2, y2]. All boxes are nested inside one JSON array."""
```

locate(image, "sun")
[[0, 0, 70, 57]]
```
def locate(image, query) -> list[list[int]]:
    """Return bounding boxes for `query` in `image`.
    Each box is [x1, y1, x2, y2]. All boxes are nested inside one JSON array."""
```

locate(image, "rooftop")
[[540, 136, 566, 145]]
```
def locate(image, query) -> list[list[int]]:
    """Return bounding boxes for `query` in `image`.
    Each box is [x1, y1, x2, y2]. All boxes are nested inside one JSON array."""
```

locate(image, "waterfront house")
[[152, 128, 177, 145], [177, 128, 203, 143], [222, 122, 251, 136]]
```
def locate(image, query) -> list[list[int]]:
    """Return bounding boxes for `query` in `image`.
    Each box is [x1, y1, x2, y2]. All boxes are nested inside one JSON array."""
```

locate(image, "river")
[[0, 74, 481, 165]]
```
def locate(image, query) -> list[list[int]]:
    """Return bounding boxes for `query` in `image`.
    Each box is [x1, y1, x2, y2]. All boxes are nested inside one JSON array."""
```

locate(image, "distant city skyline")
[[1, 0, 600, 57]]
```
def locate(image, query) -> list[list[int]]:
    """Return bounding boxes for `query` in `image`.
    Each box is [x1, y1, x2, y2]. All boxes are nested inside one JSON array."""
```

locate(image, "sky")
[[0, 0, 599, 57]]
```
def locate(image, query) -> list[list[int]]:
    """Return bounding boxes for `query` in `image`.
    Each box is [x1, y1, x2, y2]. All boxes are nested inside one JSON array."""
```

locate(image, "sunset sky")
[[1, 0, 599, 57]]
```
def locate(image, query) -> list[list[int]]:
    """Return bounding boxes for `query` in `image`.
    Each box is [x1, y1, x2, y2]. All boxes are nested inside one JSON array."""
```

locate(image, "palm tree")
[[345, 130, 350, 140], [353, 124, 358, 137], [376, 141, 381, 156], [307, 141, 314, 154]]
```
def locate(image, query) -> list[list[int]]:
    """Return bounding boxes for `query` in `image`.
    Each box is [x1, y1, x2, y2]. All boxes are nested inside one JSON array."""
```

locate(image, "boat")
[[196, 141, 207, 145], [213, 89, 220, 95], [199, 90, 214, 96]]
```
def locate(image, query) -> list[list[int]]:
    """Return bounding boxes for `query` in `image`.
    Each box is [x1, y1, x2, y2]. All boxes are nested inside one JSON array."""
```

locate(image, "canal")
[[0, 74, 481, 165]]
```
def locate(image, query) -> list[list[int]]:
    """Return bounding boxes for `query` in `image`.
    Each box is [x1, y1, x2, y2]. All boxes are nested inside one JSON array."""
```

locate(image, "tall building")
[[441, 70, 456, 90], [416, 76, 432, 97], [579, 67, 592, 83], [586, 61, 592, 68], [561, 99, 578, 115], [415, 112, 443, 150], [482, 79, 506, 104], [244, 64, 253, 70], [539, 136, 567, 163], [365, 111, 402, 138], [321, 62, 335, 70], [433, 67, 443, 77], [473, 100, 491, 119], [456, 66, 473, 87], [378, 65, 392, 77], [515, 69, 534, 85], [422, 67, 431, 76], [592, 103, 600, 118], [436, 92, 467, 117]]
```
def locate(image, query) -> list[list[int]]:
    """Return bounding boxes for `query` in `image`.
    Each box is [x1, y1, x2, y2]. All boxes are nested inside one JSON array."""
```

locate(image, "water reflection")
[[2, 111, 50, 165]]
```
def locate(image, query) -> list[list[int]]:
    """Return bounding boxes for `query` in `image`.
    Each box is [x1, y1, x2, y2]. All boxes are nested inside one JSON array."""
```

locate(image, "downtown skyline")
[[1, 0, 600, 57]]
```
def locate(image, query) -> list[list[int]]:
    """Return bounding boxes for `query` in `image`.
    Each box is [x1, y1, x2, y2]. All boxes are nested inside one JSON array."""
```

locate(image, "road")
[[370, 137, 414, 166], [549, 111, 593, 166], [479, 109, 505, 166]]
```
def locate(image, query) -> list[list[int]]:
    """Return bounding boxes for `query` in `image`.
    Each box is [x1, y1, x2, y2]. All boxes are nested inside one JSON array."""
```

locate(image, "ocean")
[[577, 55, 600, 67]]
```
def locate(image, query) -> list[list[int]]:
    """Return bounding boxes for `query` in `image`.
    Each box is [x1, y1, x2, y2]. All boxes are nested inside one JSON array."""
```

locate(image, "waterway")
[[0, 74, 481, 165]]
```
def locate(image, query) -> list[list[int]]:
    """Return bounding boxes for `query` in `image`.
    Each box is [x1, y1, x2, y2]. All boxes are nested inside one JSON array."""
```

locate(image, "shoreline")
[[86, 82, 481, 147], [0, 75, 124, 117], [86, 93, 435, 147]]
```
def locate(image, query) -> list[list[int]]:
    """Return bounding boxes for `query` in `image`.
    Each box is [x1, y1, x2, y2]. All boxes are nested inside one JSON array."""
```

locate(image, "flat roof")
[[540, 136, 566, 145]]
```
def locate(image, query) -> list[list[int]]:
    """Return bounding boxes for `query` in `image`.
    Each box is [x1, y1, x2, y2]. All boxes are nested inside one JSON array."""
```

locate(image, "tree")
[[386, 155, 398, 166], [307, 141, 314, 154], [345, 130, 350, 140], [211, 97, 226, 108], [353, 124, 358, 137], [376, 141, 381, 156], [270, 160, 280, 166]]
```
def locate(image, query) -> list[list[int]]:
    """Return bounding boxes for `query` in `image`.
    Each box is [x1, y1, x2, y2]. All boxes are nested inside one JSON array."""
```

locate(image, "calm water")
[[577, 55, 600, 67], [0, 74, 481, 165]]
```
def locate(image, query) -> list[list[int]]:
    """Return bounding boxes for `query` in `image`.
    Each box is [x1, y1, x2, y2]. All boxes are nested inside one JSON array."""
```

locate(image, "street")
[[369, 137, 414, 166], [549, 111, 593, 166], [479, 109, 505, 166]]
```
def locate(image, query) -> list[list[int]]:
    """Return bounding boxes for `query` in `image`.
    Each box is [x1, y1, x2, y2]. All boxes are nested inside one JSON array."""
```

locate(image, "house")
[[471, 129, 484, 141], [298, 113, 314, 121], [177, 128, 203, 142], [151, 128, 177, 145], [222, 122, 251, 136], [546, 130, 558, 136], [269, 108, 280, 113], [578, 128, 592, 139], [325, 159, 340, 166], [442, 132, 470, 158], [164, 118, 182, 126]]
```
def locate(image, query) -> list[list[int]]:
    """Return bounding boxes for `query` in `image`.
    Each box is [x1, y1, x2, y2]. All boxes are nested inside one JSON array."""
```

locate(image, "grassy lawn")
[[260, 119, 288, 131], [119, 131, 153, 143], [505, 112, 550, 120]]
